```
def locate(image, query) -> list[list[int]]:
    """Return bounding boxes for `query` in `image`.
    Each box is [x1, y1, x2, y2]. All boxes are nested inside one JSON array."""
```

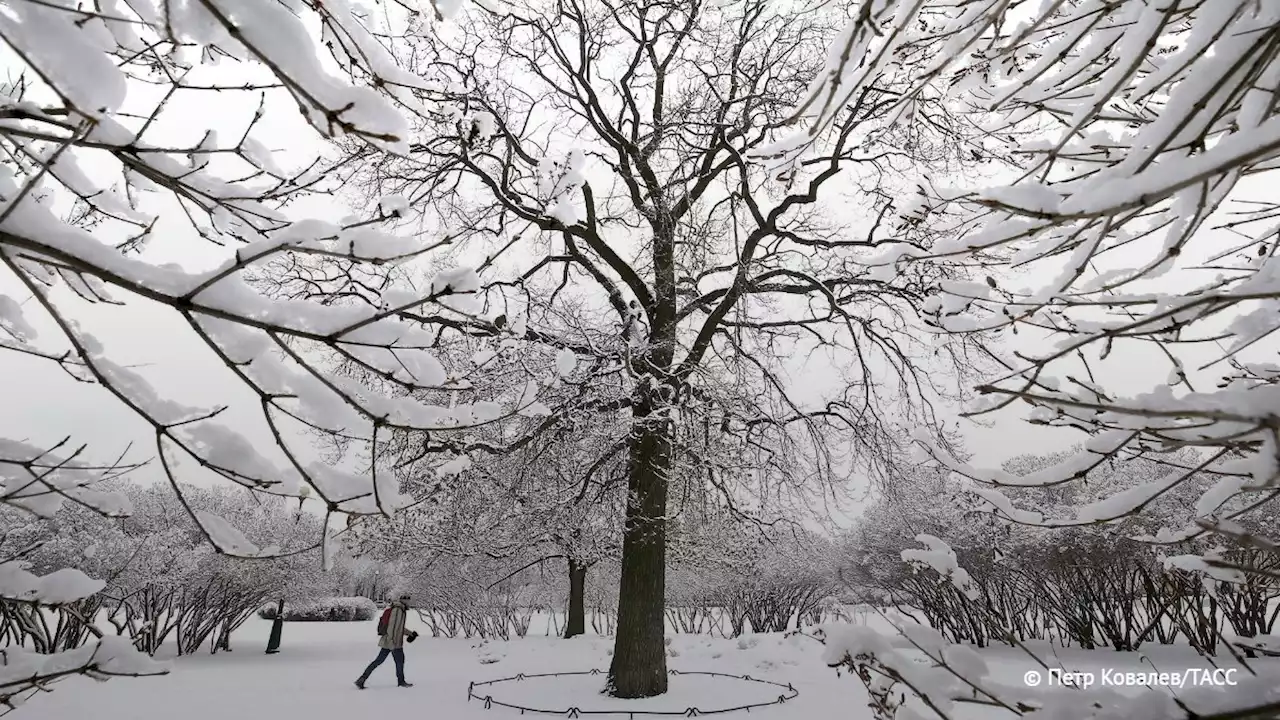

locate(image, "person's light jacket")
[[379, 601, 410, 649]]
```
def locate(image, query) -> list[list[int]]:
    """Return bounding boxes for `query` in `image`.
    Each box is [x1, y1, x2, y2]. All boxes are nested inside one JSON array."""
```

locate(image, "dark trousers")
[[359, 647, 405, 684]]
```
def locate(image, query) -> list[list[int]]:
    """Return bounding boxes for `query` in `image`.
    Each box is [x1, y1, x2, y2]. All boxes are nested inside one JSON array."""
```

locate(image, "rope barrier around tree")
[[465, 668, 799, 717]]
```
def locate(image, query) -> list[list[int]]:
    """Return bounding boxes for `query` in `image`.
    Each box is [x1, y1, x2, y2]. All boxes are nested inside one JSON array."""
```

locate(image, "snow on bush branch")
[[900, 534, 977, 602], [0, 497, 167, 712], [822, 612, 1280, 720]]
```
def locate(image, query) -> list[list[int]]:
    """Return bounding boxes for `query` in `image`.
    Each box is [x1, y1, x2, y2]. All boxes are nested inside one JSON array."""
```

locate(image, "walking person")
[[355, 593, 418, 689]]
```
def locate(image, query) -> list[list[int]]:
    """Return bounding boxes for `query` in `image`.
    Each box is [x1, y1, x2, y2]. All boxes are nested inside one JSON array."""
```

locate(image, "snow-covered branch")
[[791, 2, 1280, 718]]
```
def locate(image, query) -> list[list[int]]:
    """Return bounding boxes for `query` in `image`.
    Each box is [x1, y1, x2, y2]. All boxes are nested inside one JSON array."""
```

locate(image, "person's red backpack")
[[376, 606, 392, 636]]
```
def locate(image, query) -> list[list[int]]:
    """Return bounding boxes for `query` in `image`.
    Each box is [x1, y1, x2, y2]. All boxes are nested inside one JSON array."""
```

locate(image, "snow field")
[[31, 618, 833, 719], [29, 616, 1280, 720]]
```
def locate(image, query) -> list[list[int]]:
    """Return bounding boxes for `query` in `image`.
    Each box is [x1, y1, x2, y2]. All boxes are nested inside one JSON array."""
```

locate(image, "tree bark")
[[565, 558, 588, 639], [607, 409, 671, 698]]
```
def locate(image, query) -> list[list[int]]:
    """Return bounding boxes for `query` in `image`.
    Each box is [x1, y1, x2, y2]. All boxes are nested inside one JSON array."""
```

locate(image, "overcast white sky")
[[3, 12, 1268, 525]]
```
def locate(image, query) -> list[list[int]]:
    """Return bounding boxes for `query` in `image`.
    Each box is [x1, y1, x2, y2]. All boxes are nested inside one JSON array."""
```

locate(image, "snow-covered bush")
[[6, 482, 331, 657], [846, 453, 1280, 653], [391, 553, 559, 641], [822, 611, 1280, 720], [0, 473, 167, 709], [259, 597, 376, 622], [108, 485, 330, 655], [667, 516, 838, 638], [325, 556, 406, 604]]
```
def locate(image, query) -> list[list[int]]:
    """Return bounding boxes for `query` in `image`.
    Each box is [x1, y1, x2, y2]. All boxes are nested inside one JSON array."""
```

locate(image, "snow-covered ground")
[[31, 617, 1280, 720]]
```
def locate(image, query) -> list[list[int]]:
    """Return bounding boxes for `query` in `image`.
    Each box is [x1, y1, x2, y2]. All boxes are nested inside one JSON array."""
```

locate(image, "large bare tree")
[[347, 0, 985, 696]]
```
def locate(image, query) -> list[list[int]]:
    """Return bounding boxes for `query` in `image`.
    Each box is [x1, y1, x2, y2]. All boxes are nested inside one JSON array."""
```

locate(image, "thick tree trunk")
[[607, 413, 670, 698], [565, 559, 588, 639]]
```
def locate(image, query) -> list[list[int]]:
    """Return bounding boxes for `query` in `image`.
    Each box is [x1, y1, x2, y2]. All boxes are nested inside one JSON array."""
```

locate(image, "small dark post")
[[265, 598, 285, 654]]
